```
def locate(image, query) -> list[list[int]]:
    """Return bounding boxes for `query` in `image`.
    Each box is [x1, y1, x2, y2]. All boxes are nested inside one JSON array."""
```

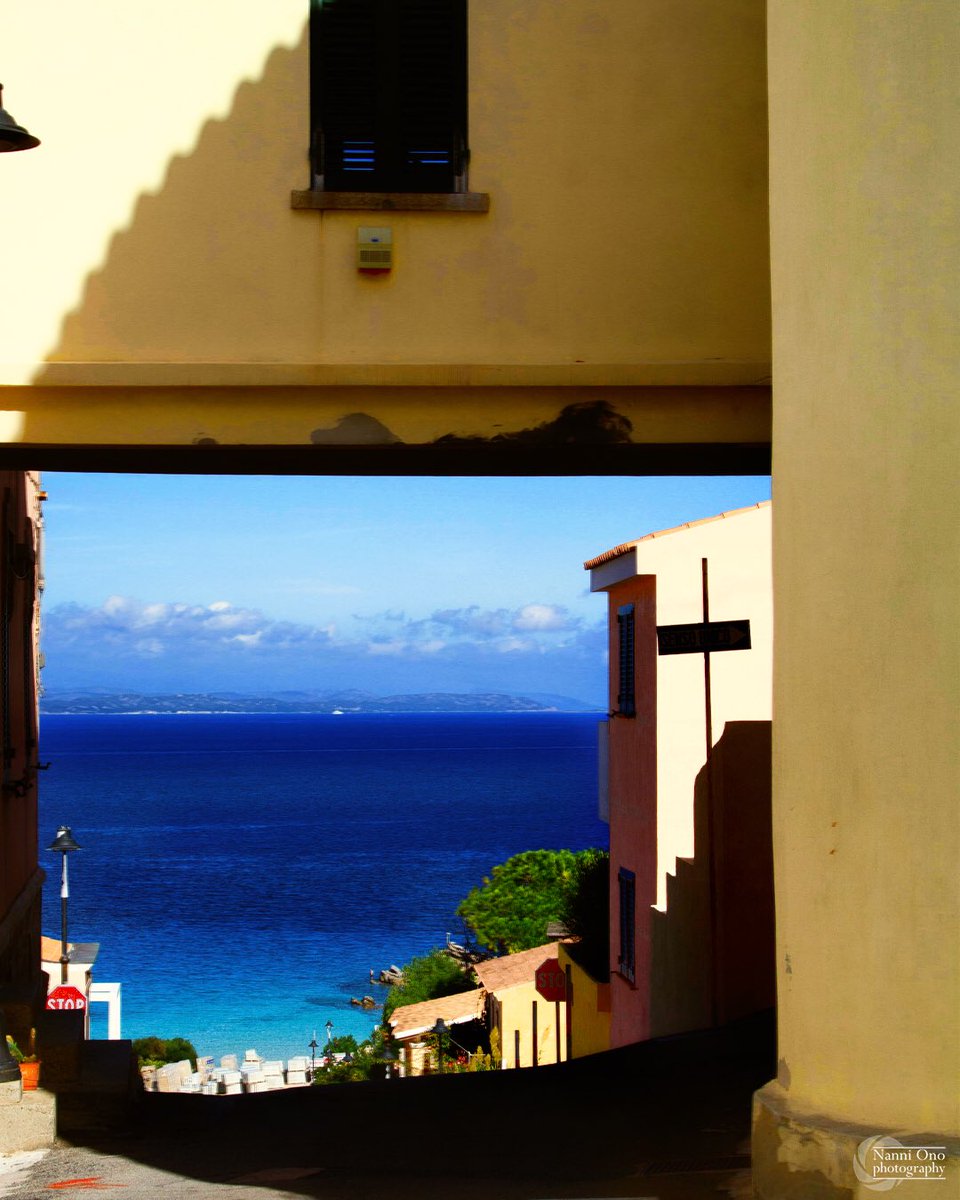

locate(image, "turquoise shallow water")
[[38, 712, 606, 1062]]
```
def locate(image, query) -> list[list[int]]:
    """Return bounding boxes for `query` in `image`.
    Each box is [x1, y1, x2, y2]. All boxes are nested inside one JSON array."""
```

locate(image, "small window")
[[312, 0, 468, 194], [617, 604, 636, 716], [617, 867, 636, 983]]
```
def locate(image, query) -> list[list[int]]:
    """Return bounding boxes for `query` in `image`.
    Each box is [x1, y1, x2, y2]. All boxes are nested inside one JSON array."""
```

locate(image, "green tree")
[[132, 1035, 198, 1068], [323, 1034, 359, 1057], [381, 948, 474, 1022], [457, 848, 605, 954], [312, 1027, 396, 1085], [559, 847, 610, 979]]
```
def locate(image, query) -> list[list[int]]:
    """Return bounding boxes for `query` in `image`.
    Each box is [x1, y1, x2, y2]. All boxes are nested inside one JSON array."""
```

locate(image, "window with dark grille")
[[312, 0, 468, 194], [618, 867, 636, 983], [617, 604, 636, 716]]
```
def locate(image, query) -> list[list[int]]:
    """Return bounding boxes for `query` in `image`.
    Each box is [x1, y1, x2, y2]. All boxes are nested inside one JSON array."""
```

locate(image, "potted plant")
[[6, 1029, 40, 1090]]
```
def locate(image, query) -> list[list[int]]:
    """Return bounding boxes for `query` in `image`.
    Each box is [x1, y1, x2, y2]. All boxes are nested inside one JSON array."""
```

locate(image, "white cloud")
[[495, 636, 535, 654], [367, 640, 407, 657], [45, 597, 334, 658], [41, 595, 608, 703], [132, 638, 164, 657], [513, 603, 570, 632], [231, 631, 263, 647]]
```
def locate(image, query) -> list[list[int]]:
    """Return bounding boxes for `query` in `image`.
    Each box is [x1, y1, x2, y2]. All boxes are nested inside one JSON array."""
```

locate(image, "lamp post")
[[381, 1043, 398, 1081], [432, 1018, 447, 1074], [0, 85, 40, 152], [308, 1033, 318, 1079], [47, 826, 81, 985]]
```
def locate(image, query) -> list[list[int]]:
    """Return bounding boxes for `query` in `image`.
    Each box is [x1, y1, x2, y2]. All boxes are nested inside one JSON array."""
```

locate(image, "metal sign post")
[[655, 562, 754, 1027], [535, 955, 567, 1064]]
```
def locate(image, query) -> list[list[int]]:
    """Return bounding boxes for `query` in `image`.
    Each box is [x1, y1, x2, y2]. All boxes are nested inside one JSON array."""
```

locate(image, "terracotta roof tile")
[[40, 936, 98, 963], [40, 936, 63, 960], [388, 988, 486, 1039], [473, 943, 561, 993], [583, 501, 771, 570]]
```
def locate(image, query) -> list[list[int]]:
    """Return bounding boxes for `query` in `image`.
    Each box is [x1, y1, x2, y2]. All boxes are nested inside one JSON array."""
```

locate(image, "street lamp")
[[325, 1019, 333, 1043], [432, 1018, 447, 1074], [0, 85, 40, 152], [47, 826, 81, 985], [308, 1033, 319, 1079], [381, 1043, 398, 1081]]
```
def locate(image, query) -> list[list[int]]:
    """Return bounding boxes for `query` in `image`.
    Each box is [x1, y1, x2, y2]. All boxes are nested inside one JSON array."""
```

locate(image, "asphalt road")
[[0, 1015, 772, 1200]]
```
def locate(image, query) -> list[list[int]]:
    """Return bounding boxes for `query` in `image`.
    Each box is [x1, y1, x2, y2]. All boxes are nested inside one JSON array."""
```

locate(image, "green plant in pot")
[[6, 1029, 40, 1089]]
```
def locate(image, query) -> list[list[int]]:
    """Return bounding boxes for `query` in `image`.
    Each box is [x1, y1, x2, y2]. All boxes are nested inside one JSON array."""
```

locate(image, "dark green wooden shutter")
[[617, 604, 636, 717], [313, 0, 467, 193], [618, 868, 636, 982]]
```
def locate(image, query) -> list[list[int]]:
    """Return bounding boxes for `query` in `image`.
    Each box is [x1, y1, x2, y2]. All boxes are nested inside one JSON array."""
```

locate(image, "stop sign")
[[46, 985, 87, 1011], [534, 957, 566, 1002]]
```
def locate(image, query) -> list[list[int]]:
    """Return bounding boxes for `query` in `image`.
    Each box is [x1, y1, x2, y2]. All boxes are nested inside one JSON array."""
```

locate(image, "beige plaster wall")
[[632, 504, 773, 909], [767, 0, 959, 1146], [1, 0, 768, 384]]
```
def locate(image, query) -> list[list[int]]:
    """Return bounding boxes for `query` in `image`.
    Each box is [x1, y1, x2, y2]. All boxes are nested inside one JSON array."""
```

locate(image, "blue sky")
[[40, 474, 771, 704]]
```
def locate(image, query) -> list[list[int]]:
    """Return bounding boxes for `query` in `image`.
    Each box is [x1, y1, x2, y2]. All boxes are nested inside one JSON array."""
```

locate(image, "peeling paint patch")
[[310, 413, 402, 445], [434, 400, 634, 446]]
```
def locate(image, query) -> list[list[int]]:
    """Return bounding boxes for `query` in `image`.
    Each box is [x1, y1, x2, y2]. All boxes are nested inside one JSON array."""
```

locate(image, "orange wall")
[[0, 471, 43, 992], [605, 575, 657, 1048]]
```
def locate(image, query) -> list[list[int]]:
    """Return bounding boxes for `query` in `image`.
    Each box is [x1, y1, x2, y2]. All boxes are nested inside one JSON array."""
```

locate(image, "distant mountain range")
[[39, 689, 603, 715]]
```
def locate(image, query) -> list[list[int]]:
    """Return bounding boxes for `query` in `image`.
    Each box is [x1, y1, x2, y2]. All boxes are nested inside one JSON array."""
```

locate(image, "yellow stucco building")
[[474, 943, 569, 1070], [0, 0, 770, 471], [0, 1, 956, 1193]]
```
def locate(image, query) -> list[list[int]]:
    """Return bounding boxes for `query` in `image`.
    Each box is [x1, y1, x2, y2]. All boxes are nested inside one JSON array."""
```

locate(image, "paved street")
[[0, 1143, 753, 1200], [0, 1016, 770, 1200]]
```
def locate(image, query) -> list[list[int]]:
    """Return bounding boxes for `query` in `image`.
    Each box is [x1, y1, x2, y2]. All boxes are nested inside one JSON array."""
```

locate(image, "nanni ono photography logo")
[[854, 1136, 948, 1190]]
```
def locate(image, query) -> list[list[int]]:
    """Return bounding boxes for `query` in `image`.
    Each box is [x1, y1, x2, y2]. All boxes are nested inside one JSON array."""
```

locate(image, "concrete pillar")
[[758, 2, 959, 1193]]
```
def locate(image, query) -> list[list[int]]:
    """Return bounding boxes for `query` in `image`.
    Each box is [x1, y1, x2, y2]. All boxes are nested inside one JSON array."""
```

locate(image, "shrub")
[[132, 1035, 198, 1068], [381, 949, 474, 1022]]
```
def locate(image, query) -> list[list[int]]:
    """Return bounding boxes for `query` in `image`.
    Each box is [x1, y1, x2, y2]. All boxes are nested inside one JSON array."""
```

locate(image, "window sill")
[[291, 189, 490, 213]]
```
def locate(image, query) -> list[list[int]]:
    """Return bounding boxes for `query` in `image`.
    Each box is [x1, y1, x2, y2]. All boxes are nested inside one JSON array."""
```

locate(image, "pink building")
[[586, 503, 774, 1048]]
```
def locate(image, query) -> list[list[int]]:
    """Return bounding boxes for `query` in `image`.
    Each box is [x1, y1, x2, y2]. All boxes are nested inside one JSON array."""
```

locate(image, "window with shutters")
[[616, 604, 636, 717], [617, 867, 636, 983], [312, 0, 469, 195]]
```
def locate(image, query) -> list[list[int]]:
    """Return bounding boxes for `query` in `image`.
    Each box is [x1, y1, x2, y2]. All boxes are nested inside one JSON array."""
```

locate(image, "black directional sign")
[[656, 620, 751, 656]]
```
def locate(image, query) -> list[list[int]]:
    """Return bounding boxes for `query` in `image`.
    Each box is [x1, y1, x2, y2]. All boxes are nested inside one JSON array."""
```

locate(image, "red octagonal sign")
[[46, 985, 87, 1012], [534, 957, 566, 1002]]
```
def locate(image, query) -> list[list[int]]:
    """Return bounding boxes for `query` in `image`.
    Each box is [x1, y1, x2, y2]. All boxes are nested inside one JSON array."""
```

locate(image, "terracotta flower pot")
[[19, 1060, 40, 1090]]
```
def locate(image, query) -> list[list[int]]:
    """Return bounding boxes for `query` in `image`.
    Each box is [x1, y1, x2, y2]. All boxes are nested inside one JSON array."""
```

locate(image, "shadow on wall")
[[31, 29, 311, 378], [650, 720, 774, 1039]]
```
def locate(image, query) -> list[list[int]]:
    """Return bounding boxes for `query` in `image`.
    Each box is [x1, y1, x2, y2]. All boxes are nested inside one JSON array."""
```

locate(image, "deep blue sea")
[[38, 713, 606, 1062]]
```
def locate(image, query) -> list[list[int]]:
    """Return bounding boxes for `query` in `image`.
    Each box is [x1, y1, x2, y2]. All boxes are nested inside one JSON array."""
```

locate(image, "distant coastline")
[[40, 690, 604, 716]]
